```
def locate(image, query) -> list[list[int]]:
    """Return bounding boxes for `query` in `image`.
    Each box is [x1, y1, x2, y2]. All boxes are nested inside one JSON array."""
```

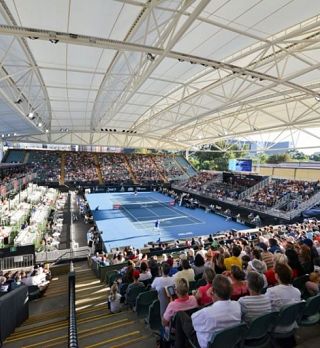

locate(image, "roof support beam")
[[0, 23, 317, 100]]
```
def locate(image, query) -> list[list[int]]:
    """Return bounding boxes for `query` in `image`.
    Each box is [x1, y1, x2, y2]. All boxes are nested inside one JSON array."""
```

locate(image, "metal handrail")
[[36, 246, 91, 264], [68, 261, 78, 348]]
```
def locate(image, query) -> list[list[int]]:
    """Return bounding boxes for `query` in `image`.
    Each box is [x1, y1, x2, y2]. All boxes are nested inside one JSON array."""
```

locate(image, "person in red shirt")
[[195, 268, 216, 306]]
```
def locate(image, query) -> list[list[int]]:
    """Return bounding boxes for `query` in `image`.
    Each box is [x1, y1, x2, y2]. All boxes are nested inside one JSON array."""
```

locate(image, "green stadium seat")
[[135, 290, 158, 318], [292, 275, 310, 299], [298, 294, 320, 326], [145, 299, 162, 333], [126, 286, 146, 309], [243, 311, 279, 348], [206, 323, 248, 348], [271, 302, 306, 340]]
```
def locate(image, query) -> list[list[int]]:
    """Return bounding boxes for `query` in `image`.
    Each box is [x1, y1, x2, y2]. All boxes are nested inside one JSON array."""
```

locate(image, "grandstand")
[[1, 1, 320, 348]]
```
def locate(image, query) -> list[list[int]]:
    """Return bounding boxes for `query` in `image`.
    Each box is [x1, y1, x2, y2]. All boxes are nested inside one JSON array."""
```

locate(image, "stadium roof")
[[0, 0, 320, 150]]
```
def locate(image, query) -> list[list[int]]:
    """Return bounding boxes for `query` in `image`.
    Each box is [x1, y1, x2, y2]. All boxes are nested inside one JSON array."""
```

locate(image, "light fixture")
[[38, 122, 42, 127], [315, 95, 320, 102], [1, 134, 4, 138], [13, 133, 17, 136], [28, 112, 34, 119], [14, 98, 22, 104], [45, 129, 49, 133], [7, 133, 10, 137], [146, 53, 155, 61]]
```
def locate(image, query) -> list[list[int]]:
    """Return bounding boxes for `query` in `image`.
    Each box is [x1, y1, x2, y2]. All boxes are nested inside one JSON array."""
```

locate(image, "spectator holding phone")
[[162, 278, 198, 327]]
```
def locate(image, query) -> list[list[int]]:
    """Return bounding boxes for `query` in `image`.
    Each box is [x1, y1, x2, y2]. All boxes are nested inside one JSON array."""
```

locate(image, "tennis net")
[[112, 200, 175, 210]]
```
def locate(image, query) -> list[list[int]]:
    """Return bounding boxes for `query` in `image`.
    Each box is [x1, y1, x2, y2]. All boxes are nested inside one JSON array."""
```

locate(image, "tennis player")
[[154, 219, 160, 230]]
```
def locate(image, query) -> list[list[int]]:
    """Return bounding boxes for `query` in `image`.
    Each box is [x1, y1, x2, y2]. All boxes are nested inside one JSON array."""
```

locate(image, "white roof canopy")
[[0, 0, 320, 150]]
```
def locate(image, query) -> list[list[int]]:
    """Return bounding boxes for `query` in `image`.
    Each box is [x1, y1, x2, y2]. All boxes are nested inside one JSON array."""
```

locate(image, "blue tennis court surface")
[[86, 192, 247, 249]]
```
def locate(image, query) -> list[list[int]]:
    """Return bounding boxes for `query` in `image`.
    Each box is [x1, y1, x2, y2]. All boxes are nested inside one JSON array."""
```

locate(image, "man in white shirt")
[[151, 262, 174, 292], [174, 274, 241, 348], [266, 263, 301, 333], [173, 259, 195, 283]]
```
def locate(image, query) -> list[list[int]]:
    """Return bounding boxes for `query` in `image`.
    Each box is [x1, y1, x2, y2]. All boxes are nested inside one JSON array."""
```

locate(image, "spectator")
[[174, 274, 241, 348], [228, 265, 249, 300], [125, 270, 144, 297], [265, 253, 288, 287], [285, 249, 304, 278], [266, 263, 301, 330], [239, 272, 272, 324], [224, 245, 242, 271], [108, 283, 122, 313], [162, 278, 198, 327], [305, 272, 320, 296], [247, 259, 268, 289], [138, 262, 152, 281], [260, 243, 274, 269], [192, 254, 206, 276], [195, 268, 216, 306], [151, 263, 174, 292], [174, 259, 195, 283]]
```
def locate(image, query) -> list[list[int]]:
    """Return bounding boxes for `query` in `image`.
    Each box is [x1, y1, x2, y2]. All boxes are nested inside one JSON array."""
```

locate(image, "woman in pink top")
[[195, 268, 216, 306], [162, 278, 198, 326]]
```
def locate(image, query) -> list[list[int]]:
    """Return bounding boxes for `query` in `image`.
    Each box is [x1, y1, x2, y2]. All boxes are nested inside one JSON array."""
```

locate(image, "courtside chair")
[[135, 290, 158, 318], [243, 311, 279, 348], [145, 299, 162, 333], [206, 323, 247, 348], [271, 302, 306, 341], [298, 294, 320, 326]]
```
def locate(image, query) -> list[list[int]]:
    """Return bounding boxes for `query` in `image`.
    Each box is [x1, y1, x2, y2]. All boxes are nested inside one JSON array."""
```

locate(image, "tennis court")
[[86, 191, 247, 249]]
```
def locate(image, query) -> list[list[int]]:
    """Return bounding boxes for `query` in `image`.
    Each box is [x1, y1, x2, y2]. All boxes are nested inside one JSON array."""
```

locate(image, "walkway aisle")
[[75, 261, 156, 348]]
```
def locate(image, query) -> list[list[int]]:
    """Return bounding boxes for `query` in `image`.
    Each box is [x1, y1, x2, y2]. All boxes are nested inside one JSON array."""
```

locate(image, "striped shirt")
[[261, 251, 274, 269], [238, 294, 272, 323]]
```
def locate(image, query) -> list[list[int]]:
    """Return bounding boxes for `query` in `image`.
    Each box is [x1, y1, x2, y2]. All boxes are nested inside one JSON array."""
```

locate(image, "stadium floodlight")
[[28, 112, 34, 119], [13, 133, 17, 136], [315, 95, 320, 102], [1, 134, 4, 138], [147, 53, 155, 61], [38, 122, 42, 127], [45, 129, 49, 133], [7, 133, 10, 137]]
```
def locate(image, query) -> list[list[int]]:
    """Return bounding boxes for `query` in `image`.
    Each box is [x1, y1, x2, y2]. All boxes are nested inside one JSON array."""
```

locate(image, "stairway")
[[94, 154, 103, 185], [23, 151, 30, 164], [4, 272, 70, 348], [60, 152, 66, 185], [4, 262, 155, 348], [74, 262, 155, 348], [123, 155, 138, 184], [151, 156, 168, 183]]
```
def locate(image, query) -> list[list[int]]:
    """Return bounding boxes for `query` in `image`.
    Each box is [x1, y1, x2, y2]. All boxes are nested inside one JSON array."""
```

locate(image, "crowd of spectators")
[[0, 264, 51, 297], [0, 164, 32, 185], [178, 172, 218, 192], [29, 151, 61, 182], [244, 179, 320, 209], [65, 152, 98, 183], [90, 219, 320, 348], [99, 154, 132, 185], [129, 154, 164, 184]]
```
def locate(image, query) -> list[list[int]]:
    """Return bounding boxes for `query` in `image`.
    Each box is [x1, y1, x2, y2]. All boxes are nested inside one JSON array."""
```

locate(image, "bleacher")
[[4, 150, 26, 164]]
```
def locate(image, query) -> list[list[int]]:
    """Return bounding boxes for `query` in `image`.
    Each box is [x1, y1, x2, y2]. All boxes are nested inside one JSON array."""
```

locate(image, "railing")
[[36, 246, 90, 263], [238, 176, 272, 200], [68, 262, 78, 348], [283, 191, 320, 220], [0, 254, 34, 271], [272, 194, 291, 209]]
